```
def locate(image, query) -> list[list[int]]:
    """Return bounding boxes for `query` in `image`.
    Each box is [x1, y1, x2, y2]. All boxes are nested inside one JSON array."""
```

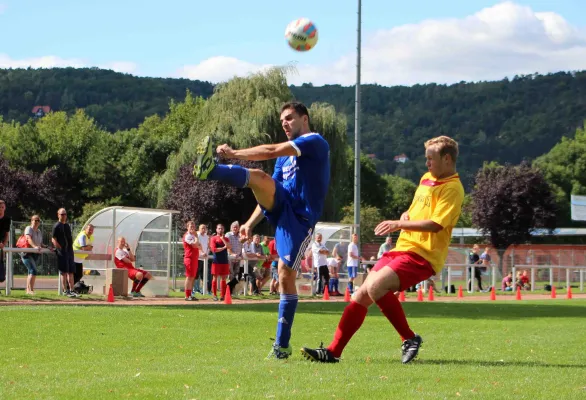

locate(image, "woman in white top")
[[21, 215, 45, 295]]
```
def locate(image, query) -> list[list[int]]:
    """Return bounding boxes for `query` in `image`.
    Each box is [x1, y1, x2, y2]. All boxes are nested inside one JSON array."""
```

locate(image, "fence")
[[3, 220, 586, 295]]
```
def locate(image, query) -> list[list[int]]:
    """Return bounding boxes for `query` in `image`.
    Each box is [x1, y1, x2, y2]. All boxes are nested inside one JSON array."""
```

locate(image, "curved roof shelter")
[[82, 206, 180, 297]]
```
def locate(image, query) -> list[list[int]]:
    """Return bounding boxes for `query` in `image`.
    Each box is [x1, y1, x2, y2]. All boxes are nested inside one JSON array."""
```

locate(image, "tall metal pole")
[[353, 0, 362, 238]]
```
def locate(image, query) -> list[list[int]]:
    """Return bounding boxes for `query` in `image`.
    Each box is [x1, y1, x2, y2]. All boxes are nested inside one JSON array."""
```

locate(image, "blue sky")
[[0, 0, 585, 85]]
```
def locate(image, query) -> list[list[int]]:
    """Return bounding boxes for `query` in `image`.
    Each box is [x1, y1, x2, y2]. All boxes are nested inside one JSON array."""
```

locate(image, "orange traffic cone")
[[490, 286, 496, 301], [323, 285, 330, 300], [516, 286, 522, 300], [551, 286, 556, 299], [417, 288, 423, 302], [428, 288, 435, 301], [107, 284, 114, 303], [399, 291, 406, 302], [224, 285, 233, 305], [457, 285, 463, 299], [567, 286, 573, 300], [344, 287, 351, 302]]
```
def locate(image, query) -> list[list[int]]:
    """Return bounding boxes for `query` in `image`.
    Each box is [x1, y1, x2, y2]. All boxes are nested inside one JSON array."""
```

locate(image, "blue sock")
[[348, 281, 354, 294], [208, 164, 250, 188], [275, 294, 298, 348]]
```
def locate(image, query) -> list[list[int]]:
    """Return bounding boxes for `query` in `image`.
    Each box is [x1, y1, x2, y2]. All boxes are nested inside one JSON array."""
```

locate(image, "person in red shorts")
[[114, 236, 154, 298], [301, 136, 464, 364], [210, 224, 230, 301], [183, 220, 200, 301]]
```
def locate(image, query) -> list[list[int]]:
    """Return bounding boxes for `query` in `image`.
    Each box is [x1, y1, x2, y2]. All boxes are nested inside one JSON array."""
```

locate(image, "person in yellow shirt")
[[301, 136, 464, 365]]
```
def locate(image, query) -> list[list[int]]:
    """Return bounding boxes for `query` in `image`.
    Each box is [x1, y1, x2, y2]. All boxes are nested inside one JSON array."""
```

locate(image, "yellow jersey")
[[392, 172, 464, 273]]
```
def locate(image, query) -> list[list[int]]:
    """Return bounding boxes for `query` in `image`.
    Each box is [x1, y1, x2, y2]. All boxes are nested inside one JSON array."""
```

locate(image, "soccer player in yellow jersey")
[[301, 136, 464, 364]]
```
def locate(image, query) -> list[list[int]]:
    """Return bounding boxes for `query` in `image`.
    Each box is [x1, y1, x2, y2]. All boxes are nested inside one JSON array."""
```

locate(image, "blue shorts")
[[21, 255, 39, 276], [347, 266, 358, 279], [263, 181, 313, 273]]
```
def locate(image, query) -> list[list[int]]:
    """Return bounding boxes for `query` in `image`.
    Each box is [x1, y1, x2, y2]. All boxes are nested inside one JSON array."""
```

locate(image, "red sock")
[[220, 280, 227, 298], [136, 279, 148, 292], [327, 301, 368, 358], [185, 289, 192, 298], [131, 280, 138, 292], [212, 278, 217, 297], [375, 290, 415, 340]]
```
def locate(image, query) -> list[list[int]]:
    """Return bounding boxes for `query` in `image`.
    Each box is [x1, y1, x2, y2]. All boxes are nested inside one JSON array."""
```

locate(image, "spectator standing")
[[257, 235, 272, 293], [377, 236, 393, 259], [0, 200, 10, 288], [312, 233, 330, 294], [183, 221, 200, 301], [52, 208, 78, 298], [268, 238, 279, 295], [347, 233, 361, 294], [193, 224, 209, 295], [226, 221, 246, 294], [72, 224, 94, 284], [467, 244, 484, 291], [21, 215, 44, 295], [327, 256, 342, 296], [210, 224, 230, 301]]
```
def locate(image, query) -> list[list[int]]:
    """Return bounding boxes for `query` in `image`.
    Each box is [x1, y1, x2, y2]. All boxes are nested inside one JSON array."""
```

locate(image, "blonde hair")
[[425, 136, 458, 163]]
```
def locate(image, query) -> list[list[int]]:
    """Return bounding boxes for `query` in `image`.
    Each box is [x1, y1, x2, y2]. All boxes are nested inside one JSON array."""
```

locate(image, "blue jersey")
[[272, 133, 330, 227]]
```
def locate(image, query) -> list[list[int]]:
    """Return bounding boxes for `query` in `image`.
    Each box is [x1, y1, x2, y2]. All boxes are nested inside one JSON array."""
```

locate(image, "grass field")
[[0, 300, 585, 399]]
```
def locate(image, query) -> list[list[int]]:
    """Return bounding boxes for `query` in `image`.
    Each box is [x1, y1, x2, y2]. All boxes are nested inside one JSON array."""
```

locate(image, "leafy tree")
[[456, 194, 473, 228], [381, 174, 417, 219], [471, 163, 557, 272], [0, 155, 64, 220], [338, 149, 388, 212], [157, 68, 348, 222], [340, 203, 384, 244], [165, 161, 261, 228], [533, 121, 586, 225]]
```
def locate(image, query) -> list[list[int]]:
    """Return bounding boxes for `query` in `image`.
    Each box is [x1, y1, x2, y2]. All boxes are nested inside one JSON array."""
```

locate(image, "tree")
[[381, 174, 417, 219], [471, 163, 557, 272], [340, 203, 384, 244], [165, 160, 261, 228], [0, 155, 64, 220], [533, 121, 586, 225], [338, 149, 388, 212], [157, 67, 348, 222]]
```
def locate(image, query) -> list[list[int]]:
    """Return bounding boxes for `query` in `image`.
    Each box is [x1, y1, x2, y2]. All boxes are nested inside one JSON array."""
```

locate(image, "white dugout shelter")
[[81, 206, 179, 297]]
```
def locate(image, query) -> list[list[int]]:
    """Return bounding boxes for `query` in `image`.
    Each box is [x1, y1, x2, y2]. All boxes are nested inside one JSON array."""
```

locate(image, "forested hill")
[[291, 72, 586, 187], [0, 68, 214, 131], [2, 67, 586, 187]]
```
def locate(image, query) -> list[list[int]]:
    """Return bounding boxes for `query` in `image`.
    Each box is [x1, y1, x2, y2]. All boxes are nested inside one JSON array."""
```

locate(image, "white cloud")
[[100, 61, 138, 74], [0, 54, 137, 74], [178, 56, 272, 83], [177, 1, 586, 86]]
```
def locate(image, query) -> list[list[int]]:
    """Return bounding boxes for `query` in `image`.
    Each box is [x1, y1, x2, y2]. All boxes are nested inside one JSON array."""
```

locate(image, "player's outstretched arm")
[[374, 219, 443, 236], [217, 142, 298, 162]]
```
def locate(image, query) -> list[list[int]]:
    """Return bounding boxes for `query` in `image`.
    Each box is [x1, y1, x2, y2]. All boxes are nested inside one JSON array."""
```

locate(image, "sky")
[[0, 0, 585, 86]]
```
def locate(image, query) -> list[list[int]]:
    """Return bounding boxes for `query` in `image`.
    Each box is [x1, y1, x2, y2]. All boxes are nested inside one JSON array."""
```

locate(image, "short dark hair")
[[281, 101, 310, 122]]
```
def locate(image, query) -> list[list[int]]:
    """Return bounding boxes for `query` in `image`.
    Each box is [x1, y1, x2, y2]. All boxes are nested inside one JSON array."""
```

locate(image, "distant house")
[[32, 105, 51, 118], [394, 153, 409, 163], [367, 154, 376, 159]]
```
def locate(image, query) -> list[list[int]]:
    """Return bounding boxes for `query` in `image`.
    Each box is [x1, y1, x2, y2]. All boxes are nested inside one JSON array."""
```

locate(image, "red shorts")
[[126, 267, 147, 281], [373, 251, 435, 292], [184, 257, 198, 278], [211, 263, 229, 276]]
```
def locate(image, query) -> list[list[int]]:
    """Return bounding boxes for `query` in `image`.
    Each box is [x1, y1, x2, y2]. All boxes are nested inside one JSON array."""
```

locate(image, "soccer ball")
[[285, 18, 318, 52]]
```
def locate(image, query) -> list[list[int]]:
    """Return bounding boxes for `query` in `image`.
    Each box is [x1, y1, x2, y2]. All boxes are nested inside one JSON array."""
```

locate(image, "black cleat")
[[401, 334, 423, 364], [300, 343, 339, 363]]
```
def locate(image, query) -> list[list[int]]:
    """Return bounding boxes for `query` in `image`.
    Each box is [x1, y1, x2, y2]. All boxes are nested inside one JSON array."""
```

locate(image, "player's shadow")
[[416, 359, 586, 369], [154, 301, 585, 320]]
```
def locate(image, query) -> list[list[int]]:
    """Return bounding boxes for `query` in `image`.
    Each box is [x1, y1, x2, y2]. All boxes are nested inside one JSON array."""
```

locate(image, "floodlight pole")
[[353, 0, 362, 238]]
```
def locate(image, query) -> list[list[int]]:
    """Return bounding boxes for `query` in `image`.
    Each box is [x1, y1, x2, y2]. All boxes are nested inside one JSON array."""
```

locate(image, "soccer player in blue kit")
[[193, 102, 330, 359]]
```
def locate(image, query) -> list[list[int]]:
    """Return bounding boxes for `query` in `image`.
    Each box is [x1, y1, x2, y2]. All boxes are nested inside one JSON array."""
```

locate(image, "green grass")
[[0, 301, 585, 399]]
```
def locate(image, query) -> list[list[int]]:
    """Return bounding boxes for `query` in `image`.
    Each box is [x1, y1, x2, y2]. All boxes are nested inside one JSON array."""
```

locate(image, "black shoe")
[[185, 296, 198, 301], [401, 334, 423, 364], [300, 343, 339, 363], [220, 297, 225, 302]]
